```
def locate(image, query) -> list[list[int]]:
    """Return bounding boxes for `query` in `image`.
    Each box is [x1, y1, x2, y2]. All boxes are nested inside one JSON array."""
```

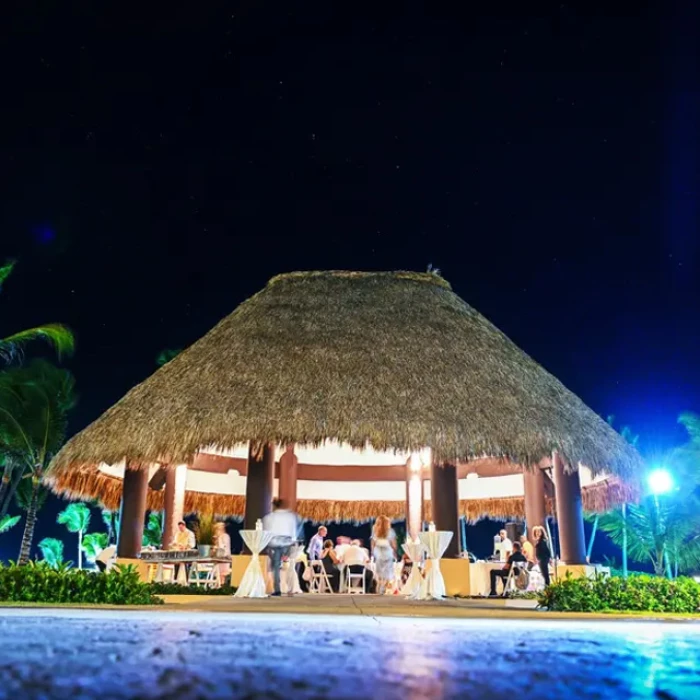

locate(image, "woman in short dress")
[[371, 515, 397, 594]]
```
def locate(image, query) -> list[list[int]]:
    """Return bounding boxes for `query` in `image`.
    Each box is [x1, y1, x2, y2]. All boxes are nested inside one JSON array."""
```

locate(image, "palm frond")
[[37, 537, 64, 568], [81, 531, 109, 561], [0, 324, 75, 363], [0, 513, 20, 533], [57, 502, 91, 533], [15, 480, 48, 512], [0, 260, 15, 289]]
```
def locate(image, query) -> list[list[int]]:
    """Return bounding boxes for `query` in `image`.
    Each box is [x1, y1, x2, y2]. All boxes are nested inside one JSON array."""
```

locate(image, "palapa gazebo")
[[48, 270, 641, 568]]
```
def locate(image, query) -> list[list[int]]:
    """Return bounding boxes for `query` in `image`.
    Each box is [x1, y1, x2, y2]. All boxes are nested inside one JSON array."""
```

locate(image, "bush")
[[0, 562, 163, 605], [539, 572, 700, 613], [148, 582, 236, 596]]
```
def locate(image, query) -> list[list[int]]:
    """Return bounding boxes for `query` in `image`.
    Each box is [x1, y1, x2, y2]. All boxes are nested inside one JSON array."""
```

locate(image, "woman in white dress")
[[371, 515, 397, 594], [213, 522, 232, 582]]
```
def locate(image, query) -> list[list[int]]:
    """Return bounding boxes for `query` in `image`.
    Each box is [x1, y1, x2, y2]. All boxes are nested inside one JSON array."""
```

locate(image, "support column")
[[553, 451, 586, 564], [405, 453, 424, 541], [162, 464, 187, 549], [117, 464, 149, 559], [430, 461, 460, 558], [523, 467, 547, 543], [278, 444, 298, 511], [244, 442, 275, 530]]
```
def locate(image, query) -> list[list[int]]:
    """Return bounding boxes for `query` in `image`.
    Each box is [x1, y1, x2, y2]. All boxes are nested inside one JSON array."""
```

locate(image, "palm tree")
[[0, 513, 19, 533], [57, 502, 91, 570], [102, 509, 120, 544], [81, 532, 109, 564], [37, 537, 64, 568], [0, 360, 76, 564], [15, 478, 48, 562], [0, 261, 74, 363]]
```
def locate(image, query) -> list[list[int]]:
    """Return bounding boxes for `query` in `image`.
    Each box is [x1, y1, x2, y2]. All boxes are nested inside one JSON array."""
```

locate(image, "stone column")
[[553, 451, 586, 564], [278, 444, 298, 511], [244, 442, 275, 530], [162, 464, 187, 549], [405, 453, 424, 541], [523, 467, 547, 543], [116, 464, 149, 558], [430, 461, 460, 558]]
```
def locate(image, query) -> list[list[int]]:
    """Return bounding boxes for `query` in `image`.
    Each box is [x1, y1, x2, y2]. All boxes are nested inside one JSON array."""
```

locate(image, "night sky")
[[1, 3, 698, 561]]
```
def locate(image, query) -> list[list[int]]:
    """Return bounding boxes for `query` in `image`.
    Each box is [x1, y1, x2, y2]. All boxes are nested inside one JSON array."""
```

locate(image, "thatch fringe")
[[50, 270, 643, 481], [49, 470, 631, 523]]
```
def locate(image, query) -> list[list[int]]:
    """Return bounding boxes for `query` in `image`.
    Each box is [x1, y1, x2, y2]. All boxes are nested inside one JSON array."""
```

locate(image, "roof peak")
[[268, 269, 452, 290]]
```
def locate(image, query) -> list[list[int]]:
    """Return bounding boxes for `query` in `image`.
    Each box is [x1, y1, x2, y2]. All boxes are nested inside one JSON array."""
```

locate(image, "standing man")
[[263, 498, 300, 597], [307, 525, 327, 561]]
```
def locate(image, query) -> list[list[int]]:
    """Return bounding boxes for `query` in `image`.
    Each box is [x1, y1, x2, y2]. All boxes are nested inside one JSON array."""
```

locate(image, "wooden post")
[[430, 461, 460, 558], [523, 467, 547, 543], [244, 442, 275, 531], [278, 444, 298, 511], [162, 464, 187, 549], [552, 451, 586, 565], [405, 454, 424, 541], [116, 464, 149, 559]]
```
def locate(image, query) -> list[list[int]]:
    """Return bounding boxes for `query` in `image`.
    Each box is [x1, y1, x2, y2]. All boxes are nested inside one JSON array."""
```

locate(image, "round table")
[[400, 541, 425, 597], [411, 530, 453, 600], [234, 530, 273, 598]]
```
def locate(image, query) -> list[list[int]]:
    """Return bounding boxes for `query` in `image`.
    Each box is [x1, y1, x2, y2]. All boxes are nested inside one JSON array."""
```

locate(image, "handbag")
[[302, 565, 312, 582]]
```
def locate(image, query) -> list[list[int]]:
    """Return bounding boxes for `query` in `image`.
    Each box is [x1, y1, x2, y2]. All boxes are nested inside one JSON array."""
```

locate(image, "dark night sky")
[[1, 2, 698, 560]]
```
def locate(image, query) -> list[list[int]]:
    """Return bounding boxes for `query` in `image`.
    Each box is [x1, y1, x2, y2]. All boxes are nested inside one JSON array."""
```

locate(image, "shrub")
[[539, 572, 700, 613], [149, 582, 236, 596], [0, 562, 163, 605]]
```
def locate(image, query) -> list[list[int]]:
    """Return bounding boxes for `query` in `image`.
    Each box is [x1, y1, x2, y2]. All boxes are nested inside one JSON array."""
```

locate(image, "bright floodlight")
[[647, 468, 673, 496]]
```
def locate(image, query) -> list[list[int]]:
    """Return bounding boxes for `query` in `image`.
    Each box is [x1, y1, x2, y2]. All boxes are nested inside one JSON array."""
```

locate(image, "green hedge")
[[148, 582, 237, 596], [539, 573, 700, 613], [0, 562, 163, 605]]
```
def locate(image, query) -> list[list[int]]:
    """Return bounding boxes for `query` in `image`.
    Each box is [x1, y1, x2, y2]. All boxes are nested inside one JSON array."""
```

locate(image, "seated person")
[[343, 539, 375, 592], [489, 541, 528, 596], [172, 520, 196, 550], [320, 539, 341, 592], [335, 536, 351, 560], [519, 535, 535, 565]]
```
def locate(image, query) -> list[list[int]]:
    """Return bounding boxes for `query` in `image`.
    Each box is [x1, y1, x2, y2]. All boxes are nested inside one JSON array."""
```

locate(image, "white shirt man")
[[342, 540, 369, 567], [263, 507, 300, 546], [495, 529, 513, 561], [173, 521, 196, 550], [307, 526, 327, 560]]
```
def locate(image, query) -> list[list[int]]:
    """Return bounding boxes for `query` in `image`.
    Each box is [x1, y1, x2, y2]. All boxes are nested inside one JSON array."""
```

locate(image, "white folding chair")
[[188, 561, 221, 589], [346, 565, 366, 594], [309, 560, 334, 594], [503, 562, 529, 596]]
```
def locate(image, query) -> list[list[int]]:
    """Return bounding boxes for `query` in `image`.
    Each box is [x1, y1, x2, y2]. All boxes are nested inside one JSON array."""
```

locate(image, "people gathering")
[[144, 502, 553, 597]]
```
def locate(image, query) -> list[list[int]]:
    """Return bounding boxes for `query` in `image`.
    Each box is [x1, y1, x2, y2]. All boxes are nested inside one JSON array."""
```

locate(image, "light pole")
[[647, 468, 674, 579]]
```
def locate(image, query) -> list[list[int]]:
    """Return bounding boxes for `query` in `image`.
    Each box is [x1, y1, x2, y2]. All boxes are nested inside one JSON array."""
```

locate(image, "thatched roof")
[[49, 270, 641, 498]]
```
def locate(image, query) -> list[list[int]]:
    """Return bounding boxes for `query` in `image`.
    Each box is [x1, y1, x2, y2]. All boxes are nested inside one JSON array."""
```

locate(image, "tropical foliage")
[[142, 512, 163, 547], [0, 260, 74, 363], [156, 348, 182, 367], [149, 582, 236, 596], [539, 572, 700, 613], [57, 503, 91, 569], [0, 562, 163, 605], [37, 537, 64, 568], [0, 360, 77, 564], [0, 514, 19, 534], [81, 532, 109, 563], [194, 514, 215, 546]]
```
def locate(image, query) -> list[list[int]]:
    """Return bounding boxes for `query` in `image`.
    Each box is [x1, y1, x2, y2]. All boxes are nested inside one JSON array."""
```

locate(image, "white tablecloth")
[[234, 530, 273, 598], [400, 542, 425, 597], [469, 561, 505, 596], [412, 531, 453, 600], [281, 544, 303, 595]]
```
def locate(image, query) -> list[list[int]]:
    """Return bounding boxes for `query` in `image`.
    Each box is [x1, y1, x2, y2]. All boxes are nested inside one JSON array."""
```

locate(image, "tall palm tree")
[[57, 502, 91, 570], [0, 261, 74, 363], [0, 360, 76, 564], [37, 537, 64, 568], [15, 478, 48, 563]]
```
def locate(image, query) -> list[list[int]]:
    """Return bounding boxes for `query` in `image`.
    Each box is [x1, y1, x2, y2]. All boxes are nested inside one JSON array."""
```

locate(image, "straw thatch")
[[49, 270, 642, 504], [59, 468, 629, 524]]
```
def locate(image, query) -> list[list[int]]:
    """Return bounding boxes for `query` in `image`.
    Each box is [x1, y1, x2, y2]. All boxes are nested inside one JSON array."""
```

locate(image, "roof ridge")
[[267, 270, 452, 290]]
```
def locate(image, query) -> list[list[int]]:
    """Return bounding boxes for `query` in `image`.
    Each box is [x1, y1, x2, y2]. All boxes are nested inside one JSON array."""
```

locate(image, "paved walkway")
[[0, 607, 698, 699], [157, 594, 700, 622]]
